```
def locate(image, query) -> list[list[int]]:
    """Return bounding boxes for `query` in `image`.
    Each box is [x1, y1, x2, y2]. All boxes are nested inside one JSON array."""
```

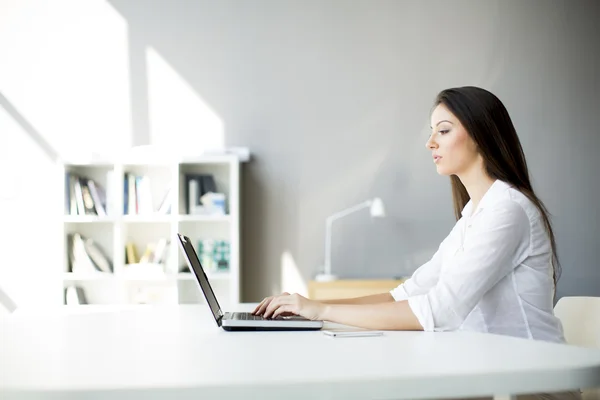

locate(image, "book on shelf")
[[87, 180, 106, 217], [124, 173, 171, 215], [125, 242, 139, 264], [125, 239, 170, 266], [64, 286, 88, 305], [65, 172, 109, 216], [157, 187, 172, 214], [68, 233, 113, 274]]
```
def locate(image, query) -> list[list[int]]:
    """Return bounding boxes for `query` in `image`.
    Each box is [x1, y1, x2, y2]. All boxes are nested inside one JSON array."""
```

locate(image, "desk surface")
[[1, 305, 600, 400]]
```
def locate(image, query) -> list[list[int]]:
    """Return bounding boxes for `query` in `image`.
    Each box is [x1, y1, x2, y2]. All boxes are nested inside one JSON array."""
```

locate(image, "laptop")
[[177, 233, 324, 331]]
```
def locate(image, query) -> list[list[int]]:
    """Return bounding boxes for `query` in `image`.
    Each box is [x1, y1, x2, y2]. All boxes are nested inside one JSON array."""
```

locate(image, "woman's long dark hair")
[[434, 86, 561, 287]]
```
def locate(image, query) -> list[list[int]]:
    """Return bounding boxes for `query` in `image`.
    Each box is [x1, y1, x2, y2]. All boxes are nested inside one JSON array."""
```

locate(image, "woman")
[[253, 86, 580, 399]]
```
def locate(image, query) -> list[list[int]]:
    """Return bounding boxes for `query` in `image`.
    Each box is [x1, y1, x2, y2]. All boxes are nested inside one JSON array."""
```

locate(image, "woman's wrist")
[[318, 303, 331, 321]]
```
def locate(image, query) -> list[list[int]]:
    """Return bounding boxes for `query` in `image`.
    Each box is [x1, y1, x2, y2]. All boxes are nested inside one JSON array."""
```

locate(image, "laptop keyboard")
[[229, 312, 310, 321], [231, 312, 273, 321]]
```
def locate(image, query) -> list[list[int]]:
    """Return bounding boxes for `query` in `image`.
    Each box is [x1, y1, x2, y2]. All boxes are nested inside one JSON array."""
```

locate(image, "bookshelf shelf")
[[60, 153, 247, 307], [63, 273, 116, 281], [122, 215, 173, 223], [177, 214, 230, 222], [64, 216, 117, 223], [177, 272, 230, 281]]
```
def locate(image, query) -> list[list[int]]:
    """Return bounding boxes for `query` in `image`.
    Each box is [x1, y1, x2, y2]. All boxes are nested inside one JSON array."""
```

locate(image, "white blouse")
[[390, 179, 566, 343]]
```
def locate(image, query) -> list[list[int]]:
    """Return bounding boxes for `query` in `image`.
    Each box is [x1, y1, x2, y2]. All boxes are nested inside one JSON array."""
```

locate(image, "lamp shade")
[[370, 197, 385, 217]]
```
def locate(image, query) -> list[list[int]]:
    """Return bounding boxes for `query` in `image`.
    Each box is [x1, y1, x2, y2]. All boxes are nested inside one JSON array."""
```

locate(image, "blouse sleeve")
[[407, 200, 531, 331]]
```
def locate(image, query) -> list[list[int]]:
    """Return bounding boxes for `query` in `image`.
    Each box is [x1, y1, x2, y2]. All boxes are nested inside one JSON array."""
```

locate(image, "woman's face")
[[427, 104, 480, 176]]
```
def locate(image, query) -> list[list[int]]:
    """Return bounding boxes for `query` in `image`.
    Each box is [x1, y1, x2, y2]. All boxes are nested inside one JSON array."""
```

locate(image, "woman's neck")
[[458, 165, 495, 213]]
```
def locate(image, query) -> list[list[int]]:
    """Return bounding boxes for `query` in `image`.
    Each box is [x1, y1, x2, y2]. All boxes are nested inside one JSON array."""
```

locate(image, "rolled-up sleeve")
[[389, 233, 451, 301], [408, 201, 531, 331]]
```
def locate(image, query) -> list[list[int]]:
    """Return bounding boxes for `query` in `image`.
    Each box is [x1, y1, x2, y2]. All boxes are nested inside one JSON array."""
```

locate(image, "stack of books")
[[65, 173, 111, 216], [124, 173, 171, 215], [125, 239, 170, 267]]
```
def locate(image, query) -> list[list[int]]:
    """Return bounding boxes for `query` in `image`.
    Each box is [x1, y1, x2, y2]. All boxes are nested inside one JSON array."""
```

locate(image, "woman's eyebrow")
[[429, 120, 453, 129]]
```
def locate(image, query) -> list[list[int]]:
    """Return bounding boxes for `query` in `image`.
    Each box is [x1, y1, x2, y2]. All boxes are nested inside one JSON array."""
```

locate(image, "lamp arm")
[[326, 200, 372, 223], [323, 200, 372, 275]]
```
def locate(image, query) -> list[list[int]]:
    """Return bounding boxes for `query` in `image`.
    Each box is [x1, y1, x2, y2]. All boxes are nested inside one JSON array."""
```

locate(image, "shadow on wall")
[[0, 92, 62, 307]]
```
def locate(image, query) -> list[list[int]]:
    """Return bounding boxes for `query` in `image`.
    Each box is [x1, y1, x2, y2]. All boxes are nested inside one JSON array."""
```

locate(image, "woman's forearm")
[[319, 300, 423, 331], [320, 292, 395, 305]]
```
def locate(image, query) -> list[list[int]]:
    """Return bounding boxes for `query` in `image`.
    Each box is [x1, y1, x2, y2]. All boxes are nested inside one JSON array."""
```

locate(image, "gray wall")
[[107, 0, 600, 301]]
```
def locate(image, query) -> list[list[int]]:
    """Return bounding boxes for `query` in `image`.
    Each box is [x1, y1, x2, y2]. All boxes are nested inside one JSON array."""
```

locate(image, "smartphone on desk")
[[322, 329, 384, 338]]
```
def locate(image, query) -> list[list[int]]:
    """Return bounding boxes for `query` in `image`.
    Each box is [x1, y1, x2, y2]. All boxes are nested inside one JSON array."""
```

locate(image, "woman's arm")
[[320, 292, 394, 305], [262, 293, 423, 331], [320, 300, 423, 330], [252, 292, 393, 315]]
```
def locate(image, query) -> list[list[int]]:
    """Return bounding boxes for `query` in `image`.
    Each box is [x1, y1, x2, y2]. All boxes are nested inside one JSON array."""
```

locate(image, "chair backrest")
[[554, 296, 600, 349], [0, 285, 17, 314]]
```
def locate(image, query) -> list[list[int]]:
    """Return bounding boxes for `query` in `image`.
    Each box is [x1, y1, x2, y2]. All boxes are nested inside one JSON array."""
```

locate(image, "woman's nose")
[[425, 134, 437, 150]]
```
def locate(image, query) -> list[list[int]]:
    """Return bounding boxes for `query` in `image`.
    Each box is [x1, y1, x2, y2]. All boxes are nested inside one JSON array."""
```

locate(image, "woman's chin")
[[435, 166, 451, 176]]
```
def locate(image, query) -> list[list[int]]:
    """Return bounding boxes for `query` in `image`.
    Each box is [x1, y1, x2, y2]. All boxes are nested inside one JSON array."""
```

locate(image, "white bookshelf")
[[60, 154, 245, 308]]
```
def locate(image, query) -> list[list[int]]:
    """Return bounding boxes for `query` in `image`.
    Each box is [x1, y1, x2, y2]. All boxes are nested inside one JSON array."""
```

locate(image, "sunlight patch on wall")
[[0, 0, 131, 160], [0, 107, 62, 307], [281, 251, 307, 297], [146, 47, 224, 155]]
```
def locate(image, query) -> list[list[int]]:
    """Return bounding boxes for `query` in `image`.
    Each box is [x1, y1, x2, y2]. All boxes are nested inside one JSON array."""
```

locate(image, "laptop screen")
[[176, 234, 224, 325]]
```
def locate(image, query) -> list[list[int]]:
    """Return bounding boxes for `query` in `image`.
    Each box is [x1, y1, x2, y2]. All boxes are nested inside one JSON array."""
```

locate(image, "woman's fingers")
[[252, 302, 261, 314], [252, 299, 265, 314], [264, 296, 285, 319], [253, 297, 273, 315], [264, 295, 295, 319], [253, 292, 291, 316], [273, 305, 294, 319]]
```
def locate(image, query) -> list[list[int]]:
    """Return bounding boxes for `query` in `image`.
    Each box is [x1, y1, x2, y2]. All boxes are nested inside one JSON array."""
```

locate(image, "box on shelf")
[[179, 239, 230, 273]]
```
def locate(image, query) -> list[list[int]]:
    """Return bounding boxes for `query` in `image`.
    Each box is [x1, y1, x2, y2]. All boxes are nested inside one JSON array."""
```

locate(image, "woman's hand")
[[254, 293, 324, 321], [252, 292, 290, 316]]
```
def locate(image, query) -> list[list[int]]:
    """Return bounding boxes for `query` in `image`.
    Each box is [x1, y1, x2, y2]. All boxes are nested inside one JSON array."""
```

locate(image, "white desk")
[[1, 305, 600, 400]]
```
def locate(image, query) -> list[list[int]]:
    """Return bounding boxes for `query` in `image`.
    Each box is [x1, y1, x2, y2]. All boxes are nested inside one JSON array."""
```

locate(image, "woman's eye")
[[439, 130, 449, 135]]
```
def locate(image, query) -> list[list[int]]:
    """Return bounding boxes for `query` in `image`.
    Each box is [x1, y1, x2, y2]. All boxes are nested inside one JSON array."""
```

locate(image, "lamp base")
[[314, 273, 338, 282]]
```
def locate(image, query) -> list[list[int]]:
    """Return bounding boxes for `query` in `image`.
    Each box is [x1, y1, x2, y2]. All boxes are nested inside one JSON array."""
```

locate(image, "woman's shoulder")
[[504, 185, 543, 222]]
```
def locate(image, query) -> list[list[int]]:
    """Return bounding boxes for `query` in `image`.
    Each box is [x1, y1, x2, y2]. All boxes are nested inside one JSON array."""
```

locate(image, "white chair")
[[0, 285, 17, 314], [554, 296, 600, 400]]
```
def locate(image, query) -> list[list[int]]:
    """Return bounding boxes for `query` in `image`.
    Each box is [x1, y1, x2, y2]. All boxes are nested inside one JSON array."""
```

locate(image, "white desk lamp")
[[315, 197, 386, 282]]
